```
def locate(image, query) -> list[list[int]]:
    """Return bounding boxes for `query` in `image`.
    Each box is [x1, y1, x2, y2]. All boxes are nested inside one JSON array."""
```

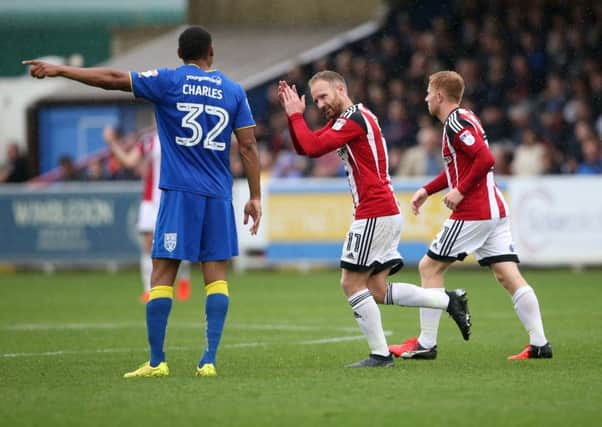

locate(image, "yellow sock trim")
[[205, 280, 228, 296], [149, 285, 174, 301]]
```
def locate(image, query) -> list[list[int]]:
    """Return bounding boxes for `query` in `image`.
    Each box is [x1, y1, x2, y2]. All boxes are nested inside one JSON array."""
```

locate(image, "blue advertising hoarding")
[[0, 183, 141, 263]]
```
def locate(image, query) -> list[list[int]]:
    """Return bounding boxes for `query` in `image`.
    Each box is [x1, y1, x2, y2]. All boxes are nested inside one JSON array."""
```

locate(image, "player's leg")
[[138, 232, 153, 302], [370, 262, 470, 341], [342, 268, 393, 367], [195, 197, 238, 376], [144, 191, 189, 370], [362, 214, 468, 352], [366, 213, 449, 311], [372, 266, 462, 311], [384, 255, 454, 359], [123, 257, 179, 378], [490, 262, 551, 359], [340, 216, 393, 367], [475, 217, 551, 359], [389, 219, 485, 358], [125, 190, 200, 378], [147, 258, 180, 365], [197, 260, 229, 376], [175, 260, 191, 301], [416, 220, 494, 350], [415, 255, 453, 350], [137, 201, 157, 303], [491, 262, 547, 344]]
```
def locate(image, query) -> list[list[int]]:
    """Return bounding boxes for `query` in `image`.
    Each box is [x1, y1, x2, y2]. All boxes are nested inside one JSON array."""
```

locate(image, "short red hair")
[[429, 71, 464, 103]]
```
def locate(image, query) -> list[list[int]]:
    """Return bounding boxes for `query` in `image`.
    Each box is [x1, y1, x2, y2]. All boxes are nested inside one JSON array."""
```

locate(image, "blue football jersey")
[[130, 65, 255, 200]]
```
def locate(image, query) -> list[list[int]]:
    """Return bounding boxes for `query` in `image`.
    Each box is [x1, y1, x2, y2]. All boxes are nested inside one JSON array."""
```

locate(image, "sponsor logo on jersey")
[[139, 69, 159, 78], [185, 74, 223, 85], [443, 155, 452, 164], [332, 118, 346, 131], [164, 233, 177, 252], [459, 129, 475, 146]]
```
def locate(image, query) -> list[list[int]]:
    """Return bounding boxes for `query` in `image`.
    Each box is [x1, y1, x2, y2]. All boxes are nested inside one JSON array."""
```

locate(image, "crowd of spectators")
[[3, 0, 600, 184], [245, 0, 602, 178]]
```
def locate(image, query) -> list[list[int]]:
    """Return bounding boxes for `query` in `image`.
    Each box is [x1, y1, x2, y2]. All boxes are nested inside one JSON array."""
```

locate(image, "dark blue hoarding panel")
[[0, 183, 141, 263]]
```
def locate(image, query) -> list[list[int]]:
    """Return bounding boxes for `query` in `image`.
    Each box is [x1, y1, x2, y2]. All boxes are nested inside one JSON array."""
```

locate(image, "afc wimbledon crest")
[[164, 233, 177, 252]]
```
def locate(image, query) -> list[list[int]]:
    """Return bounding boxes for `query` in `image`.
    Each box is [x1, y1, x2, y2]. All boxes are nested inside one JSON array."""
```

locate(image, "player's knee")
[[491, 262, 525, 293], [492, 269, 506, 286], [419, 256, 448, 287], [340, 276, 351, 293], [368, 282, 386, 304], [419, 256, 438, 278], [340, 275, 365, 297]]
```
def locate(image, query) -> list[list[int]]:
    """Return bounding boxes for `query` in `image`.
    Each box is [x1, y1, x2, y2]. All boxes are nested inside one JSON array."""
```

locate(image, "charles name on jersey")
[[182, 83, 223, 99]]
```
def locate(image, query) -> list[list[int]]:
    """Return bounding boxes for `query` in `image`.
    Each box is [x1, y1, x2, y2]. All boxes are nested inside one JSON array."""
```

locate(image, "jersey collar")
[[443, 106, 461, 125], [184, 63, 217, 72]]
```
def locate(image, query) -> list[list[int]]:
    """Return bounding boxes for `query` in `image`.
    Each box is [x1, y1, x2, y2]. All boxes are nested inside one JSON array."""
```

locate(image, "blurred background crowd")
[[2, 0, 601, 183], [247, 0, 602, 179]]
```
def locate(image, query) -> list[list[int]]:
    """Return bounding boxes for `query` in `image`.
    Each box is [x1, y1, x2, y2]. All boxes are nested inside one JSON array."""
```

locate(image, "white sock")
[[177, 260, 191, 282], [140, 254, 152, 293], [348, 289, 389, 357], [385, 282, 449, 309], [512, 285, 547, 347], [417, 288, 446, 349]]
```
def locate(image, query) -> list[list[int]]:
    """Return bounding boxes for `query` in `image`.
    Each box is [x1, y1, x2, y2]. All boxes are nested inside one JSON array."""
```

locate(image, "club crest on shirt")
[[164, 233, 177, 252], [139, 69, 159, 78], [459, 129, 475, 146], [332, 118, 346, 131]]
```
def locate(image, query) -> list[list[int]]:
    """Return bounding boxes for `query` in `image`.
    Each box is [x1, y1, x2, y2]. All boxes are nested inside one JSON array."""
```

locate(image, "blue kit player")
[[24, 26, 262, 378]]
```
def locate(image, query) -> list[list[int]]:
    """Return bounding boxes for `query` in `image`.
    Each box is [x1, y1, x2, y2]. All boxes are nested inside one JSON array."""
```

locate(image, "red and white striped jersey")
[[288, 103, 400, 219], [425, 107, 508, 220], [138, 130, 162, 205]]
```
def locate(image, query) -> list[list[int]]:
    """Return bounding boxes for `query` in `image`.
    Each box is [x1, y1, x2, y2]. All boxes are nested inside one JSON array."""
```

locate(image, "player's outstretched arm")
[[22, 60, 131, 92], [234, 126, 262, 235]]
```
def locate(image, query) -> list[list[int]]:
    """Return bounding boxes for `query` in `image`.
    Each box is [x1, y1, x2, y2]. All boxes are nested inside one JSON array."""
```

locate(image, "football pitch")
[[1, 268, 601, 427]]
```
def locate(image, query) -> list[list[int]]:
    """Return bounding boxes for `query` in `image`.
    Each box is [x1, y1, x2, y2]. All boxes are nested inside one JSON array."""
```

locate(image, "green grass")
[[1, 268, 601, 427]]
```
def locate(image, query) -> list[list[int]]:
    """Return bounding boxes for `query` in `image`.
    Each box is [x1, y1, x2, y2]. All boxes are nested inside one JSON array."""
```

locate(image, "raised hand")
[[278, 80, 305, 116]]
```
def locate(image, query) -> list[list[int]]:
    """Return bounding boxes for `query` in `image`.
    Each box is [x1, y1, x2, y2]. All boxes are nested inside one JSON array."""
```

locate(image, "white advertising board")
[[510, 176, 602, 265]]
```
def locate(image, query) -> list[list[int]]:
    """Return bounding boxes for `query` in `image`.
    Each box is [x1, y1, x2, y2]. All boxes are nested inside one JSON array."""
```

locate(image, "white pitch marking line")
[[3, 322, 143, 331], [301, 331, 392, 345], [2, 322, 357, 332], [0, 331, 393, 358]]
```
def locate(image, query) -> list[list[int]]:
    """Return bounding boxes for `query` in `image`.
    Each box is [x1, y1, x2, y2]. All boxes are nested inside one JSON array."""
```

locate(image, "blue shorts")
[[151, 190, 238, 262]]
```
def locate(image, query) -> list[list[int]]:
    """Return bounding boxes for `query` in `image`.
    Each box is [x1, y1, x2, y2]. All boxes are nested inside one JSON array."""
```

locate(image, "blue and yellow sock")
[[146, 285, 173, 367], [199, 280, 229, 367]]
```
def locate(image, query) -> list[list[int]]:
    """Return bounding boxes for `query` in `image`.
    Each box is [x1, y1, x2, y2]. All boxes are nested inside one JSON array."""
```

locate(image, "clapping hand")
[[278, 80, 305, 116]]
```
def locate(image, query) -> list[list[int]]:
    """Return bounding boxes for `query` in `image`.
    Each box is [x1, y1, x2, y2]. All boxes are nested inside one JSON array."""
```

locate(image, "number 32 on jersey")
[[175, 102, 229, 151]]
